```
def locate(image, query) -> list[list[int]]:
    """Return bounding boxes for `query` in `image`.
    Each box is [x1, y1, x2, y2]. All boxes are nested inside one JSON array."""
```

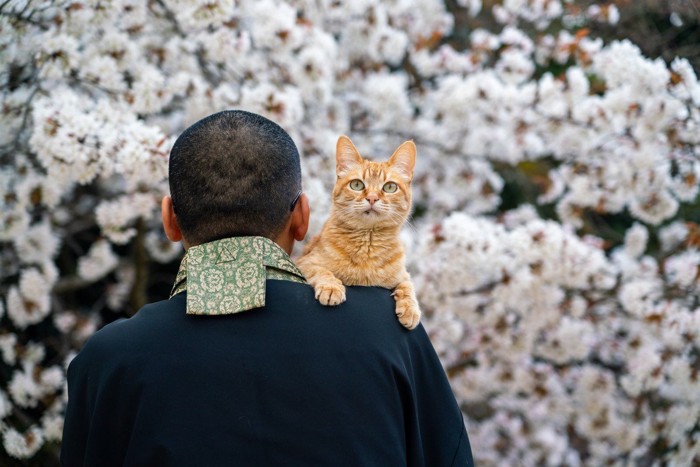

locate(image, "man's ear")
[[291, 193, 310, 242], [161, 195, 183, 242]]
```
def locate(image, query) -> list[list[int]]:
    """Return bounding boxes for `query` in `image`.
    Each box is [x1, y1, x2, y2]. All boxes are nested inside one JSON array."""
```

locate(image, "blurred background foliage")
[[433, 0, 700, 249]]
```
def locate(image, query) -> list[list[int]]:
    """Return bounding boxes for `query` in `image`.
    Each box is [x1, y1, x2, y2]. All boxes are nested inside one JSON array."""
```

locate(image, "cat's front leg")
[[303, 267, 346, 306], [392, 278, 421, 330]]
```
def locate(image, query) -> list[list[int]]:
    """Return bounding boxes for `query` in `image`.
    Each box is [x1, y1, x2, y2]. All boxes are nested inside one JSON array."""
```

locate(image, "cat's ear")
[[388, 140, 416, 182], [336, 135, 363, 177]]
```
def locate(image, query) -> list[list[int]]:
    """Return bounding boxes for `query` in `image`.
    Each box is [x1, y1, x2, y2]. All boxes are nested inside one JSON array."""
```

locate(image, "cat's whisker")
[[395, 216, 418, 233], [403, 217, 419, 234]]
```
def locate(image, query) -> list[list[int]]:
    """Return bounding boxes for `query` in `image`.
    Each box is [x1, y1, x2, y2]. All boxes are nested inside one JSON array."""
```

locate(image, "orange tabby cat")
[[296, 135, 421, 330]]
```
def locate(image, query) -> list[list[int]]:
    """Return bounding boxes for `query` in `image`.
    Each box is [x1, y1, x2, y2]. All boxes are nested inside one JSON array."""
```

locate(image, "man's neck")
[[182, 234, 294, 256]]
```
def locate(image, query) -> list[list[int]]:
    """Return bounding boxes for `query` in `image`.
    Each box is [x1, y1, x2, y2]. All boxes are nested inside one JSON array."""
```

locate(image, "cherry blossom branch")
[[128, 218, 148, 314]]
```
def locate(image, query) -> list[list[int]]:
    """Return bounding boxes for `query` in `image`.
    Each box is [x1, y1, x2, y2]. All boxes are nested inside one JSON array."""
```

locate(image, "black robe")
[[61, 280, 473, 466]]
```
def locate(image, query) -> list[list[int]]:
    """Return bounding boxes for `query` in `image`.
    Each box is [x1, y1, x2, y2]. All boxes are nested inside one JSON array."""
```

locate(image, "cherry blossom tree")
[[1, 0, 699, 464]]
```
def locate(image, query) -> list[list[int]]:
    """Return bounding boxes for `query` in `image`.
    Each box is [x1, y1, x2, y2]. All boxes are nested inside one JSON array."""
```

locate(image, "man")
[[61, 110, 473, 466]]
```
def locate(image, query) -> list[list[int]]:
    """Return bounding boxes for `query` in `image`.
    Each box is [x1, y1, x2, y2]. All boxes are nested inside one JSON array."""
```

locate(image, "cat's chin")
[[359, 209, 384, 222], [353, 214, 401, 229]]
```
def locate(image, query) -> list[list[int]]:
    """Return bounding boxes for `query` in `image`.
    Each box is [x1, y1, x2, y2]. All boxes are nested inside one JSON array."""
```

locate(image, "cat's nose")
[[366, 195, 378, 205]]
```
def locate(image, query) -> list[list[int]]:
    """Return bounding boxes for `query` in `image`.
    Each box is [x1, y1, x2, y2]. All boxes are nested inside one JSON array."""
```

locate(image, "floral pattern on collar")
[[170, 236, 307, 315]]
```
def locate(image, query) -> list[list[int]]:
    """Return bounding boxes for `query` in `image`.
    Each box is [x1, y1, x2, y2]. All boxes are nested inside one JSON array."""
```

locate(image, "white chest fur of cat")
[[296, 136, 421, 330]]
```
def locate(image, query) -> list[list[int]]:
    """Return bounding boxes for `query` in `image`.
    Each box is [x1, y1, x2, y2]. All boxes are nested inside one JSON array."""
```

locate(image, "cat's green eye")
[[349, 179, 365, 191], [382, 182, 398, 193]]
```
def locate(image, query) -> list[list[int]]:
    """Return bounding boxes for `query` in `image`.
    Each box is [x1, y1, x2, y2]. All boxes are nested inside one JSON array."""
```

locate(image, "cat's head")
[[331, 135, 415, 229]]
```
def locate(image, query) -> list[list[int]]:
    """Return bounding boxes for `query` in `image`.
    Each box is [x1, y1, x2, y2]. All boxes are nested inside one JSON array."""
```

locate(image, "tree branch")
[[128, 218, 148, 315]]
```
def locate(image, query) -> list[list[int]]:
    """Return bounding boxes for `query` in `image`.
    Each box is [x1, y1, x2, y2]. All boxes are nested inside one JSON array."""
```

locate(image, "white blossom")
[[0, 204, 30, 242], [0, 389, 12, 420], [42, 412, 64, 442], [670, 57, 700, 105], [77, 239, 119, 281], [8, 366, 42, 408], [664, 249, 700, 289], [14, 220, 61, 265], [239, 82, 304, 130], [535, 317, 596, 364], [78, 55, 125, 91], [7, 281, 51, 330], [457, 0, 482, 17], [40, 366, 64, 393], [170, 0, 236, 31], [659, 221, 689, 252], [2, 426, 44, 459], [37, 33, 79, 80], [362, 73, 413, 129], [243, 0, 301, 51], [23, 342, 46, 365], [0, 334, 17, 366], [53, 312, 78, 334], [624, 223, 648, 259], [95, 193, 159, 244]]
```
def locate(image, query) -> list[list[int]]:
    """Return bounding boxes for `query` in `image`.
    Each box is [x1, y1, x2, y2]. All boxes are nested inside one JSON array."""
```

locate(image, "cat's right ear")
[[336, 135, 363, 177], [388, 140, 416, 182]]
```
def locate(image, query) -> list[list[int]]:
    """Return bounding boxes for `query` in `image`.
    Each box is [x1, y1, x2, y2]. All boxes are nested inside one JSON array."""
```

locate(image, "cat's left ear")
[[388, 140, 416, 182], [336, 135, 363, 177]]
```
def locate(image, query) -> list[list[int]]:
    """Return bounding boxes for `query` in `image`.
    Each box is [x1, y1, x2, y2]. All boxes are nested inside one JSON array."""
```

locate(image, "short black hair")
[[168, 110, 302, 245]]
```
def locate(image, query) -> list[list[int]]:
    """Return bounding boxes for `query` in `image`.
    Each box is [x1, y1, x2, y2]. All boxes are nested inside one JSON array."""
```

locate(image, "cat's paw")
[[393, 282, 421, 330], [314, 279, 346, 306], [395, 297, 421, 330]]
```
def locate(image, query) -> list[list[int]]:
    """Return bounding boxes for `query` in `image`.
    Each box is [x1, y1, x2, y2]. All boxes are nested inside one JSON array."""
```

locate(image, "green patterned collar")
[[170, 236, 307, 315]]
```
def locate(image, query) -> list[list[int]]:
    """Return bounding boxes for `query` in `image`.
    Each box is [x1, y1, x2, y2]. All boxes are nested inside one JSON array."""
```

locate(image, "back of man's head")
[[168, 110, 302, 246]]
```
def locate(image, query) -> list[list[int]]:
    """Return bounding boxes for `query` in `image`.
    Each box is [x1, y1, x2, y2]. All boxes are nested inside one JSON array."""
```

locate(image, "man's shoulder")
[[267, 279, 391, 318], [266, 279, 397, 314], [74, 281, 430, 364], [264, 279, 429, 345], [75, 296, 183, 360]]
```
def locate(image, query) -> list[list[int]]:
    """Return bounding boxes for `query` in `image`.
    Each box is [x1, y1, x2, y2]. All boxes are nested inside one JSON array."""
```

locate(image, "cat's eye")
[[349, 179, 365, 191], [382, 182, 398, 193]]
